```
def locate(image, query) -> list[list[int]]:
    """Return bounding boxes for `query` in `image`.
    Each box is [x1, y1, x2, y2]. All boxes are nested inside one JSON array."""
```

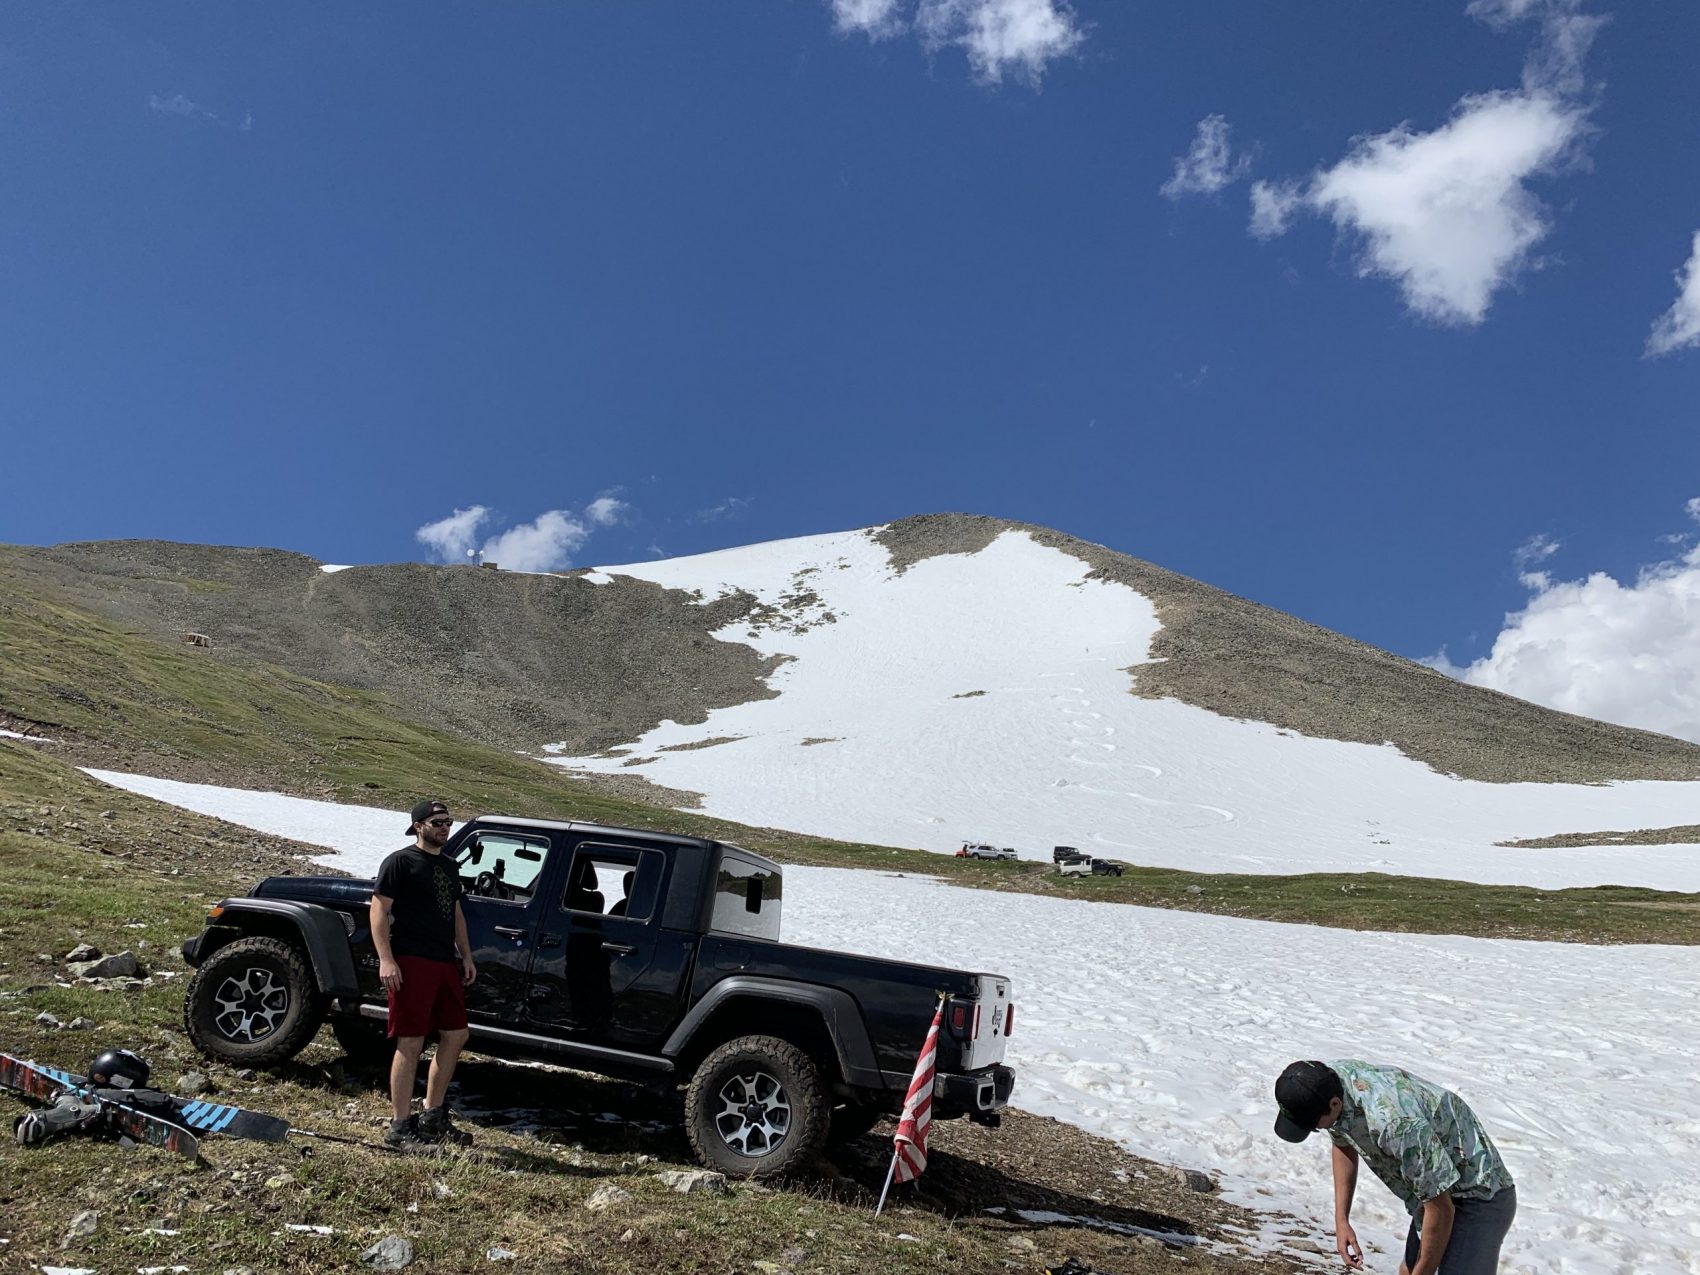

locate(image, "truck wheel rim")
[[210, 967, 288, 1042], [713, 1068, 791, 1157]]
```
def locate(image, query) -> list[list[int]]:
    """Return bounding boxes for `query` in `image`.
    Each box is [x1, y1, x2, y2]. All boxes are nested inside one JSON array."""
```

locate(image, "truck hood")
[[251, 875, 374, 907]]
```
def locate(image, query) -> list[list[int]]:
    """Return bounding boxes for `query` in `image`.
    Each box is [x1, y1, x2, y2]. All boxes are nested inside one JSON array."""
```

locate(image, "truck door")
[[523, 839, 692, 1051], [454, 827, 558, 1022]]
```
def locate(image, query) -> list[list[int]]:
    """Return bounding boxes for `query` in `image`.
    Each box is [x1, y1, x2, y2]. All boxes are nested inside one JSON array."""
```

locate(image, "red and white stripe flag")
[[891, 1002, 942, 1184]]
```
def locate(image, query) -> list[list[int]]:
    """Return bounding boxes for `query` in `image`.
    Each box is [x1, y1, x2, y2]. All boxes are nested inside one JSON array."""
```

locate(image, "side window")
[[457, 832, 548, 903], [564, 844, 665, 921], [710, 855, 781, 940]]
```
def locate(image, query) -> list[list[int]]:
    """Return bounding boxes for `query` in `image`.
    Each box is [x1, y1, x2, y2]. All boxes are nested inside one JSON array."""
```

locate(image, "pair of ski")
[[0, 1052, 288, 1159]]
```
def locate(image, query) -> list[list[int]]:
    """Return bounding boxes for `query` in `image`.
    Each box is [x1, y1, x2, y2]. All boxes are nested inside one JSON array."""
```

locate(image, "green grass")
[[1, 553, 1697, 944]]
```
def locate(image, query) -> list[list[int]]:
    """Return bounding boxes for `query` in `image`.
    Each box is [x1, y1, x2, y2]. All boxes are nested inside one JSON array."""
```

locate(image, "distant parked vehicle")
[[961, 843, 1017, 861], [1056, 856, 1125, 878], [1052, 845, 1081, 863]]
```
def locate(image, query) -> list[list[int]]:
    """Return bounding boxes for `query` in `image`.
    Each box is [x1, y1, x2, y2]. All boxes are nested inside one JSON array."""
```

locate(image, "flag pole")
[[874, 991, 949, 1219], [873, 1150, 899, 1217]]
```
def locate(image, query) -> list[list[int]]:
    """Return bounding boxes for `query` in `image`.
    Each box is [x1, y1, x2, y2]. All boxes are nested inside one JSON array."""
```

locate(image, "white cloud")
[[415, 506, 491, 562], [692, 496, 753, 524], [1688, 497, 1700, 524], [148, 93, 210, 119], [1248, 179, 1304, 240], [831, 0, 905, 37], [1434, 506, 1700, 745], [1250, 2, 1597, 325], [914, 0, 1083, 84], [1161, 115, 1251, 200], [584, 496, 630, 526], [479, 511, 590, 573], [1512, 532, 1562, 570], [1647, 231, 1700, 358], [1297, 92, 1586, 325], [1467, 0, 1605, 96]]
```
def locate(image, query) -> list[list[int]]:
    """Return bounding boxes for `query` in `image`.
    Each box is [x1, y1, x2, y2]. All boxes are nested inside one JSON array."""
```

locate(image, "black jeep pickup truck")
[[180, 815, 1015, 1175]]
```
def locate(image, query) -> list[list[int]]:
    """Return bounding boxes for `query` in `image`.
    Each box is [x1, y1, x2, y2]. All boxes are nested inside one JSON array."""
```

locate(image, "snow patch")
[[76, 773, 1700, 1273]]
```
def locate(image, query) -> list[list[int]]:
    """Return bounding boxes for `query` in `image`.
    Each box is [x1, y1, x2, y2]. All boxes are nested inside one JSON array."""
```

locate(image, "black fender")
[[193, 899, 360, 999], [663, 976, 883, 1089]]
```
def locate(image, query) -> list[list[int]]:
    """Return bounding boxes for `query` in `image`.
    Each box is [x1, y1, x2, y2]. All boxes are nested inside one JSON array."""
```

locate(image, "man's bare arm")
[[370, 894, 402, 990], [1408, 1194, 1455, 1275], [1331, 1142, 1364, 1269], [454, 901, 476, 986]]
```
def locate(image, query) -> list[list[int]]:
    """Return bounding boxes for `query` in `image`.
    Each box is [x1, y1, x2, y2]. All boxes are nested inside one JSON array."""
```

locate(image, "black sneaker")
[[417, 1105, 472, 1147], [384, 1115, 428, 1151]]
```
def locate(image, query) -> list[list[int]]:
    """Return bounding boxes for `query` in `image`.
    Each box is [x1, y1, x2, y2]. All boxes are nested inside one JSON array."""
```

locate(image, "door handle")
[[538, 932, 562, 950], [601, 942, 635, 955], [493, 926, 526, 940]]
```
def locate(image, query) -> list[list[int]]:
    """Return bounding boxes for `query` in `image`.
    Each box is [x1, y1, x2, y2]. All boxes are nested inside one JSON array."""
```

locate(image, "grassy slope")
[[0, 566, 1695, 944], [0, 744, 1308, 1274]]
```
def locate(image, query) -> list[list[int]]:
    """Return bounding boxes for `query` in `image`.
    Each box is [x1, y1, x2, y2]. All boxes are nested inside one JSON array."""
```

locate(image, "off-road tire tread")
[[183, 935, 324, 1066], [684, 1034, 829, 1179]]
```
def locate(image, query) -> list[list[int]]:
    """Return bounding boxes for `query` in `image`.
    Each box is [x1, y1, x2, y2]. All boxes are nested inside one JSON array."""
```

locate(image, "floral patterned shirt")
[[1325, 1059, 1513, 1216]]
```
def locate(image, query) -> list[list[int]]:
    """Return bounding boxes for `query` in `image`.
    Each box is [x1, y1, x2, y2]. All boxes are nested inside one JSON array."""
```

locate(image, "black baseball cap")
[[405, 799, 450, 834], [1274, 1060, 1341, 1143]]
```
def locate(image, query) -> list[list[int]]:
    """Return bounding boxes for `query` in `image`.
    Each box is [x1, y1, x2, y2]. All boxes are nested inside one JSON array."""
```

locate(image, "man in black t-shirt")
[[371, 799, 477, 1149]]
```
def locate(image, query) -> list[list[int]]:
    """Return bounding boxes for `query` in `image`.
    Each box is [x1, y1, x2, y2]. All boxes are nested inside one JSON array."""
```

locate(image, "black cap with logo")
[[405, 799, 450, 835], [1273, 1060, 1341, 1143]]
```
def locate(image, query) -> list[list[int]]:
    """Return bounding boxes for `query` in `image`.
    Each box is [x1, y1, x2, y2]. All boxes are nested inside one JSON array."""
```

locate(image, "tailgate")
[[957, 973, 1013, 1071]]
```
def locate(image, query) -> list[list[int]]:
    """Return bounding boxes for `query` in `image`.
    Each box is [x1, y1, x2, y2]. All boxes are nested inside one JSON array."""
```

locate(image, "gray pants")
[[1403, 1187, 1517, 1274]]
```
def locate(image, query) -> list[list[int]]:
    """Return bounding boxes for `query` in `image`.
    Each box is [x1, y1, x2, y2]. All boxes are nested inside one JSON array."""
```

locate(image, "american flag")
[[891, 1002, 942, 1183]]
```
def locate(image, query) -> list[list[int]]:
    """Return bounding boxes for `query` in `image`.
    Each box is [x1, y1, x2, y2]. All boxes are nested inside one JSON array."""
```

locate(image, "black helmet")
[[88, 1048, 150, 1090]]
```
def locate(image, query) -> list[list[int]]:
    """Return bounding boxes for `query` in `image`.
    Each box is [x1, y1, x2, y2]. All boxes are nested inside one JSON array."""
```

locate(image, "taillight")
[[1005, 1003, 1015, 1038], [948, 1000, 970, 1038]]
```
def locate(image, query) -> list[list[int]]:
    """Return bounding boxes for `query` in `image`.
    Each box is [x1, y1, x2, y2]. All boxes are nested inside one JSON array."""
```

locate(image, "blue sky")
[[3, 2, 1698, 738]]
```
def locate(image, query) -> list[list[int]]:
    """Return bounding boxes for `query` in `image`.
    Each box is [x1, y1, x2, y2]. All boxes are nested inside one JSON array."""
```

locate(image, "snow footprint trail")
[[81, 772, 1700, 1275]]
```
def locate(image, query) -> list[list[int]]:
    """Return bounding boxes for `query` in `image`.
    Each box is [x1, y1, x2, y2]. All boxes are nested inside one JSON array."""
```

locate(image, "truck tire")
[[685, 1035, 830, 1179], [183, 936, 325, 1066]]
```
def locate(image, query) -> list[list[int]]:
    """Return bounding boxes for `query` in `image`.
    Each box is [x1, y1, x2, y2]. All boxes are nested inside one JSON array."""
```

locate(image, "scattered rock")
[[64, 1209, 99, 1244], [66, 1017, 95, 1031], [1006, 1235, 1038, 1252], [618, 1229, 636, 1243], [585, 1184, 634, 1211], [487, 1248, 518, 1261], [431, 1180, 454, 1200], [654, 1169, 728, 1195], [265, 1173, 295, 1190], [100, 810, 116, 820], [65, 943, 101, 962], [176, 1072, 212, 1096], [68, 951, 138, 979], [236, 1068, 257, 1081], [360, 1235, 415, 1269], [1184, 885, 1204, 896], [224, 1267, 259, 1275], [35, 1011, 63, 1029], [752, 1263, 785, 1274], [1159, 1166, 1218, 1193]]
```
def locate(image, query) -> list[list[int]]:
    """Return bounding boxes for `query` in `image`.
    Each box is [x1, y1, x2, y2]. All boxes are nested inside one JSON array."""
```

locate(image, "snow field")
[[84, 772, 1700, 1274], [546, 529, 1700, 892]]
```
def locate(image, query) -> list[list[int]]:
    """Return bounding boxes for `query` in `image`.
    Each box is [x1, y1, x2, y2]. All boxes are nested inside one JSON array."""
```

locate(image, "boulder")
[[655, 1169, 728, 1195], [584, 1184, 633, 1211], [360, 1236, 414, 1269], [64, 943, 101, 962], [68, 951, 138, 979]]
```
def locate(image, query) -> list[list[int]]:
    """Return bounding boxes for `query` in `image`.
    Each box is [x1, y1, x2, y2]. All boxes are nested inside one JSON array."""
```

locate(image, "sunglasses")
[[425, 817, 453, 828]]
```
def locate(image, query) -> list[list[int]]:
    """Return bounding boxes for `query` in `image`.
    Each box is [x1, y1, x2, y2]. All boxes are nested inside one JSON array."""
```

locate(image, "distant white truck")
[[958, 843, 1018, 861], [1057, 855, 1124, 878]]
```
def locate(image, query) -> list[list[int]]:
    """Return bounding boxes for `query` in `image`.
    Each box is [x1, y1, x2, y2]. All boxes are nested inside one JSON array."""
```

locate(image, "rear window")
[[710, 855, 782, 940]]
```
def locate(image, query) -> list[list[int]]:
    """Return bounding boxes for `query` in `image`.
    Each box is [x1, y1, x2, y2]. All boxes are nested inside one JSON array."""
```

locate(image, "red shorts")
[[386, 956, 468, 1038]]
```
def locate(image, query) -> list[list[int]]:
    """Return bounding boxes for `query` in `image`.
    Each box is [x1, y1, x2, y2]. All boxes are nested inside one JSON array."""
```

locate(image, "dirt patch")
[[873, 515, 1700, 785], [1498, 825, 1700, 849], [657, 735, 745, 752]]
